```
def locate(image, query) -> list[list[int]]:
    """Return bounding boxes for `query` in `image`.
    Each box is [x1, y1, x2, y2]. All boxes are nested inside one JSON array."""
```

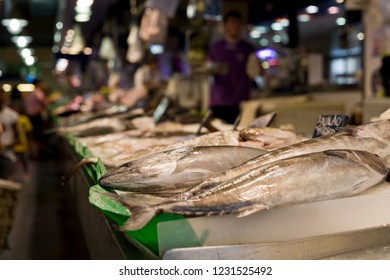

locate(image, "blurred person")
[[120, 55, 163, 108], [23, 79, 47, 158], [207, 10, 260, 124], [0, 87, 19, 180], [10, 99, 33, 181]]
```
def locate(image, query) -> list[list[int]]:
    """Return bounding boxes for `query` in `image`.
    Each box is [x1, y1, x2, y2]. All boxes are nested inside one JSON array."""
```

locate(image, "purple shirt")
[[208, 39, 255, 107]]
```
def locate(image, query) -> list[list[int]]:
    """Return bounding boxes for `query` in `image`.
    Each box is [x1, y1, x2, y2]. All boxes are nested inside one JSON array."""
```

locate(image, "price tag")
[[312, 114, 349, 138]]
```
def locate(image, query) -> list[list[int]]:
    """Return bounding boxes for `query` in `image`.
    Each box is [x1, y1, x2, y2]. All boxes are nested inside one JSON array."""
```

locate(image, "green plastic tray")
[[66, 134, 184, 256]]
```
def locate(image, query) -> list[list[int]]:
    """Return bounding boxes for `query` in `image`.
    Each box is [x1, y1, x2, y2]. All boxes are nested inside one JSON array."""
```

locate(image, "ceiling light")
[[83, 47, 93, 55], [255, 26, 268, 33], [1, 18, 28, 35], [328, 6, 340, 14], [279, 18, 289, 27], [60, 47, 69, 54], [259, 38, 269, 47], [76, 0, 94, 7], [336, 17, 346, 25], [297, 14, 311, 22], [272, 34, 282, 43], [24, 56, 36, 66], [249, 29, 261, 39], [357, 32, 365, 40], [17, 84, 35, 92], [56, 22, 63, 30], [11, 36, 32, 48], [336, 0, 344, 3], [2, 84, 12, 92], [75, 14, 91, 22], [55, 58, 69, 72], [19, 48, 34, 58], [271, 22, 283, 31], [54, 31, 61, 43], [305, 5, 318, 14]]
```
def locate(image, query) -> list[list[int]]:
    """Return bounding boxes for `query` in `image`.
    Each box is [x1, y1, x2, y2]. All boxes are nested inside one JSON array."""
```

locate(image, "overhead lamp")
[[328, 6, 340, 14], [259, 38, 269, 47], [278, 18, 289, 27], [55, 58, 69, 73], [56, 22, 64, 30], [272, 34, 282, 43], [271, 22, 283, 31], [305, 5, 319, 14], [17, 84, 35, 92], [24, 56, 36, 66], [336, 17, 346, 26], [18, 48, 34, 58], [83, 47, 93, 55], [297, 14, 311, 22], [11, 36, 32, 48], [2, 84, 12, 92], [249, 29, 261, 39], [1, 18, 28, 35], [75, 0, 94, 23], [75, 13, 91, 22]]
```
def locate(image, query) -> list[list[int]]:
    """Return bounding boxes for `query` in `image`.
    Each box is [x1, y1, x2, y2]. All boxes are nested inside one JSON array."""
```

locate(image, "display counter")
[[62, 132, 390, 260]]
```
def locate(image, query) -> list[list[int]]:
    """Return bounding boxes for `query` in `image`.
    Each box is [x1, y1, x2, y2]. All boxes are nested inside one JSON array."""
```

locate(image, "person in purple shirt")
[[207, 10, 256, 124]]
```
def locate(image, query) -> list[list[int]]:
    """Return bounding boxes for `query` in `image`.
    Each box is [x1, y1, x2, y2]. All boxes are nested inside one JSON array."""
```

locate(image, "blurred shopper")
[[207, 10, 259, 124], [0, 87, 19, 180], [24, 79, 47, 159], [11, 98, 33, 181], [120, 55, 162, 108]]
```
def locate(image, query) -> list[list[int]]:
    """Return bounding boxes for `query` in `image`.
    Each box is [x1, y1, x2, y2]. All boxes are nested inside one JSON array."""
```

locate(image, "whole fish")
[[103, 127, 303, 167], [179, 120, 390, 200], [98, 150, 389, 231], [98, 145, 266, 195], [239, 127, 304, 150], [56, 117, 127, 137]]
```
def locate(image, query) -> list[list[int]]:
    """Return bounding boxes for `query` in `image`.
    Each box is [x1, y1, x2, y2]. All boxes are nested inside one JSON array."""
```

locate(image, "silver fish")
[[103, 127, 303, 167], [56, 117, 127, 137], [98, 145, 266, 195], [239, 127, 303, 150], [180, 120, 390, 200], [98, 150, 389, 231]]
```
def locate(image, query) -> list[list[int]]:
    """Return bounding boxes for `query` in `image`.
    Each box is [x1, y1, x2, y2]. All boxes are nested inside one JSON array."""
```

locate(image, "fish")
[[56, 117, 128, 137], [98, 145, 267, 195], [179, 120, 390, 200], [103, 127, 304, 167], [238, 127, 304, 150], [97, 149, 389, 231]]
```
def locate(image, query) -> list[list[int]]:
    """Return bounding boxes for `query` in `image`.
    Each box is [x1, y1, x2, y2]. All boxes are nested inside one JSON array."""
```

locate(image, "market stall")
[[57, 105, 390, 260]]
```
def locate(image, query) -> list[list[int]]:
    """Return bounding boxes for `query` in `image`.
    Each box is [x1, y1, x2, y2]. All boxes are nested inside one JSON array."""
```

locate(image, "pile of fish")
[[94, 120, 390, 231], [102, 127, 305, 167]]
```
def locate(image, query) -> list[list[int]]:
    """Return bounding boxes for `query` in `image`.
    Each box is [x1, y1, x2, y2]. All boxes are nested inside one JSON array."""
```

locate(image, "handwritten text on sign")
[[312, 115, 349, 138]]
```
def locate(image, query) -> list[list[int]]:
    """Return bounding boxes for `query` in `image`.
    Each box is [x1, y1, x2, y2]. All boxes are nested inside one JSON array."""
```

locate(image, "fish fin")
[[236, 204, 267, 218], [98, 191, 157, 231], [352, 181, 369, 194], [323, 150, 351, 159], [338, 126, 358, 136]]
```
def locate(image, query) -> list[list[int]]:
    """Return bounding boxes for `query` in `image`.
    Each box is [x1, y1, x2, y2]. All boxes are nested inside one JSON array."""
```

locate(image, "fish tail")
[[97, 191, 158, 231], [121, 205, 157, 231]]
